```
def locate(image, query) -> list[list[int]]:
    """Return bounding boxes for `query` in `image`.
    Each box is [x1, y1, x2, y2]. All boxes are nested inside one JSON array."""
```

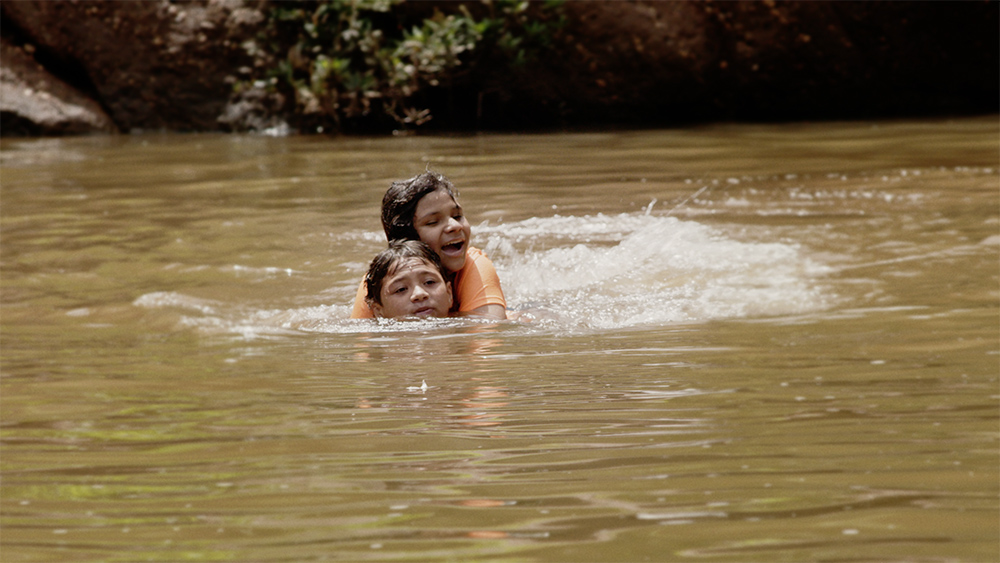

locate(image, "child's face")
[[413, 188, 472, 273], [372, 258, 453, 318]]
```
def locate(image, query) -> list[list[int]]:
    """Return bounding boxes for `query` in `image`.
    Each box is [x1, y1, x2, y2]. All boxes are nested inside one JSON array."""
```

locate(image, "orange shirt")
[[350, 246, 506, 318]]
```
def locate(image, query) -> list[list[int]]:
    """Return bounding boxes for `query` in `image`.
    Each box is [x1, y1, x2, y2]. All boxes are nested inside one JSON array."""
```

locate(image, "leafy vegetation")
[[244, 0, 565, 132]]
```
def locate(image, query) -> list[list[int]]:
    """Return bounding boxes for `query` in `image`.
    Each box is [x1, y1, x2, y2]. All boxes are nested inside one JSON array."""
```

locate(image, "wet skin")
[[412, 188, 506, 319], [413, 188, 472, 274], [371, 258, 453, 319]]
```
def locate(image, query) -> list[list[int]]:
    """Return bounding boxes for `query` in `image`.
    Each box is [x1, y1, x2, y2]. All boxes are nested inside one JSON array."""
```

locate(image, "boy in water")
[[364, 240, 453, 319], [351, 172, 507, 319]]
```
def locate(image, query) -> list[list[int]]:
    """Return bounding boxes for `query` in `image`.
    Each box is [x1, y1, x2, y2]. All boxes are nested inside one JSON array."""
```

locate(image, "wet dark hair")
[[381, 171, 458, 241], [365, 240, 448, 307]]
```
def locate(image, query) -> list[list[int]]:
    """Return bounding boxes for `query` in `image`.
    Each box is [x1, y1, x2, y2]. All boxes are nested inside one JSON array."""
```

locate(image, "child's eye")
[[393, 286, 407, 294]]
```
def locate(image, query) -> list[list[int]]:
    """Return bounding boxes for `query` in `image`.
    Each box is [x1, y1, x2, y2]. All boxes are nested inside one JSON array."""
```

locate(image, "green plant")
[[249, 0, 564, 132]]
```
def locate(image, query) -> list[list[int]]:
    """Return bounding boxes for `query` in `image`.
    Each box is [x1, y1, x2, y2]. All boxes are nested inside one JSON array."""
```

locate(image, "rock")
[[1, 0, 261, 134], [217, 84, 290, 136], [1, 0, 995, 135], [468, 0, 999, 128], [1, 39, 116, 135]]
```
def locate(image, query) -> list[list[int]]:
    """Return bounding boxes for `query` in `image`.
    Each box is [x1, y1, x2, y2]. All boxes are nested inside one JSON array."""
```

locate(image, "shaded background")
[[2, 0, 997, 136]]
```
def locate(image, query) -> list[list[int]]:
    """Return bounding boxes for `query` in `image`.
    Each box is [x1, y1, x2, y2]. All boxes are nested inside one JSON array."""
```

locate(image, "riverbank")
[[2, 0, 997, 136]]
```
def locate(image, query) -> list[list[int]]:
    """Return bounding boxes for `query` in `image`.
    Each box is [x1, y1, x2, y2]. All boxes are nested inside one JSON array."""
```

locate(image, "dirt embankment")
[[2, 0, 996, 136]]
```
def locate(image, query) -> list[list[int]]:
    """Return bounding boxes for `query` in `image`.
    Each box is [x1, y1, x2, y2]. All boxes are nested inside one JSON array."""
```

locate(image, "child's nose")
[[411, 285, 428, 301], [444, 217, 461, 232]]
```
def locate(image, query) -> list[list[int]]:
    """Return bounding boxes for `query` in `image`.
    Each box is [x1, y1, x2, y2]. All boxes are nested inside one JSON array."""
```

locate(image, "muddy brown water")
[[1, 117, 997, 562]]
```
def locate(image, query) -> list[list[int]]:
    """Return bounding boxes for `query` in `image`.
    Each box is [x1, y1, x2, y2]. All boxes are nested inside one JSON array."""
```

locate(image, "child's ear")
[[368, 300, 384, 318], [446, 281, 453, 309]]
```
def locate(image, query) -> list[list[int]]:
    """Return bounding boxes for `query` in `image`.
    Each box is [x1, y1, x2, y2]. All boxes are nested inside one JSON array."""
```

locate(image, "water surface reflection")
[[1, 118, 997, 562]]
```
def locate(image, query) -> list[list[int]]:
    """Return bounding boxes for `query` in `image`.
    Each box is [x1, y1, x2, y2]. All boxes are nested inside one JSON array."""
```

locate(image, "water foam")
[[479, 213, 832, 329], [135, 213, 832, 336]]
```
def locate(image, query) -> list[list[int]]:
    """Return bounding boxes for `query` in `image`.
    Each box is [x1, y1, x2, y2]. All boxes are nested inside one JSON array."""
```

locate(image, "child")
[[350, 172, 507, 319], [364, 240, 453, 319]]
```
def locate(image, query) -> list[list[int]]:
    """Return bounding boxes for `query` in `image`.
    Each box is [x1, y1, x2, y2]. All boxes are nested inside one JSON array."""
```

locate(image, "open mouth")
[[442, 240, 465, 254]]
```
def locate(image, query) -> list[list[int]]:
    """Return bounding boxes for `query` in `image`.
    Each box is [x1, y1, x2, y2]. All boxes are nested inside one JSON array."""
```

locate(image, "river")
[[2, 117, 997, 562]]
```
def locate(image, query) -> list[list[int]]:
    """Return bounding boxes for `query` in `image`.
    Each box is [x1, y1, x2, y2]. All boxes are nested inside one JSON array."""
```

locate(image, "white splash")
[[478, 213, 832, 329], [135, 213, 833, 337]]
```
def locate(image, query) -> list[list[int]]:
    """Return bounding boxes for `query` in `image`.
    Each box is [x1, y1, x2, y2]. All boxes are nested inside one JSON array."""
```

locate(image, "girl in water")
[[350, 171, 507, 319]]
